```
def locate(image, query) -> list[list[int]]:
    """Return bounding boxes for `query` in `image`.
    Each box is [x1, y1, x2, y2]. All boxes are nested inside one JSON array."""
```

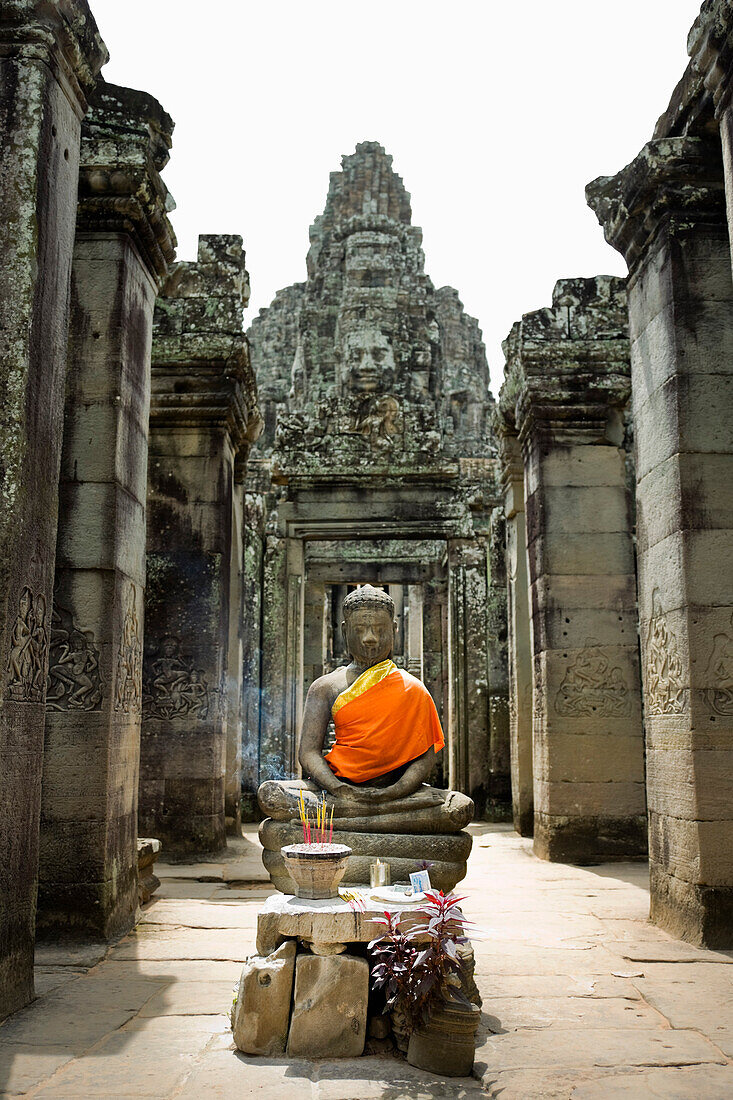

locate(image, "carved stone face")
[[342, 607, 396, 668], [160, 636, 179, 658], [342, 330, 395, 393]]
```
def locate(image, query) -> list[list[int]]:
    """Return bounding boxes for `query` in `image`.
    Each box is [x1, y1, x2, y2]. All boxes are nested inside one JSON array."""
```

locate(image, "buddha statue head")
[[340, 329, 395, 394], [342, 585, 397, 669]]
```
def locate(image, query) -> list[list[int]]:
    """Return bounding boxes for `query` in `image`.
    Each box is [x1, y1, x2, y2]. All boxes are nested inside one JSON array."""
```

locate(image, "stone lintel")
[[77, 81, 176, 283], [150, 364, 257, 453], [272, 462, 461, 490], [688, 0, 733, 119], [499, 277, 630, 446], [152, 234, 261, 451], [586, 137, 726, 275], [0, 0, 108, 116]]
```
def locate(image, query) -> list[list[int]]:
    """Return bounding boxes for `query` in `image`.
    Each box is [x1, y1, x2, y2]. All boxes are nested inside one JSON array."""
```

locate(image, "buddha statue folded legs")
[[258, 780, 474, 893], [257, 586, 475, 893]]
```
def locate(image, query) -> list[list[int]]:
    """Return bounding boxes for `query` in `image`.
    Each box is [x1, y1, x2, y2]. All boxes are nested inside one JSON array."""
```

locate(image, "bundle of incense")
[[297, 790, 335, 845]]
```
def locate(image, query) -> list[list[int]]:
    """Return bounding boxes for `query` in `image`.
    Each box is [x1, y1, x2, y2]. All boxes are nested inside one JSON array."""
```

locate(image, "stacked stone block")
[[0, 0, 107, 1019], [500, 277, 647, 863], [38, 81, 176, 938], [140, 235, 261, 855], [588, 134, 733, 944]]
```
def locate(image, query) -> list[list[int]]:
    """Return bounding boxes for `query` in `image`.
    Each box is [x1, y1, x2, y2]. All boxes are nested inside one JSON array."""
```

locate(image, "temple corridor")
[[0, 826, 730, 1099]]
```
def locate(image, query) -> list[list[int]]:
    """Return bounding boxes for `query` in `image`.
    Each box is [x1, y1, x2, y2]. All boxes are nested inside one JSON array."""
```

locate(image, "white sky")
[[93, 0, 702, 394]]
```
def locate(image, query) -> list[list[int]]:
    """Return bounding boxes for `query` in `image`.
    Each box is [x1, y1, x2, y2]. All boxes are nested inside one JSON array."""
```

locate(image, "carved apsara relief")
[[704, 612, 733, 717], [645, 590, 687, 716], [555, 641, 631, 717], [46, 604, 103, 711], [143, 635, 209, 721], [355, 395, 403, 453], [114, 583, 142, 714], [6, 586, 49, 703]]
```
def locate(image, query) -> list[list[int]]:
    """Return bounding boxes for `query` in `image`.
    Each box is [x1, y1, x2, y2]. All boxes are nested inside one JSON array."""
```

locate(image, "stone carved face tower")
[[244, 142, 507, 819], [250, 141, 494, 469]]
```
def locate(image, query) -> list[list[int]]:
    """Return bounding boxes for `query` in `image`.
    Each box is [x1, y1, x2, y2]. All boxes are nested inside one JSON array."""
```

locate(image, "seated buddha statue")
[[258, 585, 474, 892]]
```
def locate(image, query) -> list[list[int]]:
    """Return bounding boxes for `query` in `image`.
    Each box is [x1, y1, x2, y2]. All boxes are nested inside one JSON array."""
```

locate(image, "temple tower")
[[245, 142, 507, 817]]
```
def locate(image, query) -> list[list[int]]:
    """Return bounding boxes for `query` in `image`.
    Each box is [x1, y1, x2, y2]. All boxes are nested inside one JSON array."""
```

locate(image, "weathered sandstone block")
[[38, 80, 175, 941], [287, 953, 369, 1059], [0, 0, 106, 1020], [232, 940, 296, 1056]]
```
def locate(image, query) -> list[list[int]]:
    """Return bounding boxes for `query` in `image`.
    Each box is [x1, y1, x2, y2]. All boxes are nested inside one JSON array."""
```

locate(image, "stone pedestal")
[[38, 82, 175, 940], [140, 235, 261, 856], [502, 277, 647, 864], [255, 890, 448, 956], [589, 136, 733, 944], [0, 1, 106, 1020], [497, 421, 534, 837]]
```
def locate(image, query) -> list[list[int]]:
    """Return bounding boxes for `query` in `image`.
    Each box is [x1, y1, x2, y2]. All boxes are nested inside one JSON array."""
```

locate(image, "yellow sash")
[[331, 659, 396, 718]]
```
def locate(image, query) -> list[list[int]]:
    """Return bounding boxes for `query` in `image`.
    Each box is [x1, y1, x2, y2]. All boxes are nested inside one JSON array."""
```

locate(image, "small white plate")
[[370, 887, 426, 905]]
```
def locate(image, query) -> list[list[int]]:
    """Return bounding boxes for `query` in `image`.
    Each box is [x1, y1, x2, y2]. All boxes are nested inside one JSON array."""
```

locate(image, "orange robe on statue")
[[324, 659, 444, 783]]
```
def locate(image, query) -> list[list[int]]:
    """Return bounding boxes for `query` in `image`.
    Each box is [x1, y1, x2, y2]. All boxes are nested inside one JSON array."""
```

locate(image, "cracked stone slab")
[[34, 943, 109, 968], [139, 900, 260, 928], [571, 1064, 733, 1098], [0, 1045, 74, 1095], [474, 1028, 725, 1073], [0, 978, 168, 1055], [483, 996, 663, 1032]]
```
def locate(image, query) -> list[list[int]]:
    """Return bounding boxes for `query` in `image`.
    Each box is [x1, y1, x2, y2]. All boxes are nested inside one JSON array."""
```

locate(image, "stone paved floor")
[[1, 824, 732, 1098]]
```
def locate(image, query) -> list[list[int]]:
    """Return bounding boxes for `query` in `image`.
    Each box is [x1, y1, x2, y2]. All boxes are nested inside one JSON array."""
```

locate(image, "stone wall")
[[141, 235, 261, 856], [38, 81, 175, 939], [589, 127, 733, 944], [498, 277, 647, 863], [0, 0, 107, 1020]]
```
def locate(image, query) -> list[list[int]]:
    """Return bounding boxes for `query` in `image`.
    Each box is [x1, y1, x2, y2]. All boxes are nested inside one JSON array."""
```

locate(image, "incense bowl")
[[281, 843, 352, 900]]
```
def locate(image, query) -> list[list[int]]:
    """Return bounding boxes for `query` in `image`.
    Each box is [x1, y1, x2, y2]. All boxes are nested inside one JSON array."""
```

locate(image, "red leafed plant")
[[368, 890, 473, 1032]]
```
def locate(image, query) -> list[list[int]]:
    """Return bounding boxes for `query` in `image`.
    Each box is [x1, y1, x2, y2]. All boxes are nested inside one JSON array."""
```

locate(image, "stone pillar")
[[0, 1, 106, 1019], [589, 136, 733, 945], [406, 585, 424, 678], [259, 532, 304, 783], [486, 508, 511, 818], [303, 577, 327, 692], [141, 235, 260, 856], [447, 539, 490, 813], [38, 83, 175, 937], [506, 277, 647, 864], [496, 417, 534, 837], [225, 471, 246, 834], [241, 489, 266, 819]]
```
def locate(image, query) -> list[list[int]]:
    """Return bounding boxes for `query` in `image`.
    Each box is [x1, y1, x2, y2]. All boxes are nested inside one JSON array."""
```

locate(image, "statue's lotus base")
[[257, 781, 475, 895], [261, 820, 471, 894]]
